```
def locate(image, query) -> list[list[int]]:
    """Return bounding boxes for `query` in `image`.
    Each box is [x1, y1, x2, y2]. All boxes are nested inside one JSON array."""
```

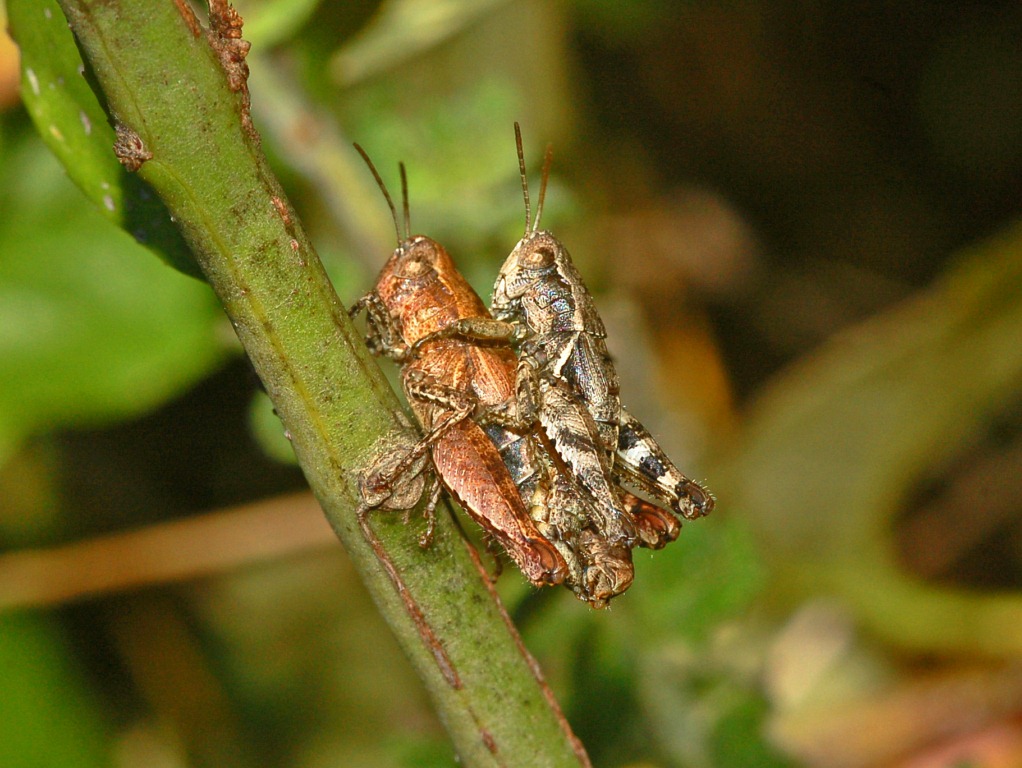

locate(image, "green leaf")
[[0, 139, 226, 463], [331, 0, 510, 86], [630, 517, 765, 643], [237, 0, 323, 49], [724, 219, 1022, 657], [0, 612, 111, 767], [8, 0, 202, 278], [711, 693, 794, 768]]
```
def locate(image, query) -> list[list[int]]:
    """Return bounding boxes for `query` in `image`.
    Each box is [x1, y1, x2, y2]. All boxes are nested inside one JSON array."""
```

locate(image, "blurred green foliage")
[[0, 612, 111, 767], [0, 137, 225, 466], [11, 0, 200, 277], [3, 0, 1022, 766]]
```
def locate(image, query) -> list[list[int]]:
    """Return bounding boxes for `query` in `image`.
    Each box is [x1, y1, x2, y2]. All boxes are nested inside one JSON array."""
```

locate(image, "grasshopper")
[[350, 148, 638, 604], [495, 125, 715, 524], [486, 421, 634, 606], [412, 125, 713, 543], [348, 175, 565, 587]]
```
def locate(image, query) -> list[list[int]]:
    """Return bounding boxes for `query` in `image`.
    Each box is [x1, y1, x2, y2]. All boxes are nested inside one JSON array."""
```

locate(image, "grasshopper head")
[[375, 235, 457, 342], [494, 123, 563, 311], [492, 230, 562, 307]]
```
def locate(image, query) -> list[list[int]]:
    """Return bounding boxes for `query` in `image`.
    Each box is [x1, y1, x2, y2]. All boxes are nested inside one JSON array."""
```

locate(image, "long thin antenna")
[[534, 144, 553, 233], [514, 122, 531, 237], [399, 162, 411, 237], [353, 142, 402, 247]]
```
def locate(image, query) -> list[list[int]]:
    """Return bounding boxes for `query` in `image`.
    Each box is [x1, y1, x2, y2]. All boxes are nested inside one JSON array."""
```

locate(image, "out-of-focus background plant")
[[2, 1, 1022, 766]]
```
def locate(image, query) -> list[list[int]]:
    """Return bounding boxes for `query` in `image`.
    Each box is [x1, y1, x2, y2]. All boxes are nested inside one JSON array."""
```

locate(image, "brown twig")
[[0, 492, 333, 610]]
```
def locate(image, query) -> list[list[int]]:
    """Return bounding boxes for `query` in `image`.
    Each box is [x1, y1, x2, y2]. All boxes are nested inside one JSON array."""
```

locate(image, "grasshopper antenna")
[[514, 122, 531, 237], [534, 143, 553, 233], [399, 162, 411, 238], [354, 143, 402, 247]]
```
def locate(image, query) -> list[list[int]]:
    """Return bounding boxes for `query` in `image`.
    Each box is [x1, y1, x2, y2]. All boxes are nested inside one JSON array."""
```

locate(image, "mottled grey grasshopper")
[[496, 124, 714, 526], [413, 125, 713, 546]]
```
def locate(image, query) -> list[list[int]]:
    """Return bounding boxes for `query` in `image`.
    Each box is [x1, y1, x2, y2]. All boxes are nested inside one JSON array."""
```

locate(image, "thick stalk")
[[50, 1, 588, 765]]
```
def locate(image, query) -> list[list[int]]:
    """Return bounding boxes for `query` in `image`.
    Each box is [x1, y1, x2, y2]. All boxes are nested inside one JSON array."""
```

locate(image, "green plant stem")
[[52, 1, 588, 765]]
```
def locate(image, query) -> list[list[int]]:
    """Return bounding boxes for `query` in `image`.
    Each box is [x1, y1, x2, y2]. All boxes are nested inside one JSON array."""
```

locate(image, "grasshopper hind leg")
[[615, 409, 715, 521], [619, 492, 680, 549]]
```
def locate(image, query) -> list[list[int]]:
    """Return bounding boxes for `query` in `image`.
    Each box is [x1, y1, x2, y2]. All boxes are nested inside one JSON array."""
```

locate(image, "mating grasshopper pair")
[[350, 126, 713, 607]]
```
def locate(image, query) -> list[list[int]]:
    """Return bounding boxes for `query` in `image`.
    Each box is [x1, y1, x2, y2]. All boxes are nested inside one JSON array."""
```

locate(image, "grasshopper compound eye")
[[523, 244, 556, 269], [394, 236, 445, 279], [395, 253, 434, 279]]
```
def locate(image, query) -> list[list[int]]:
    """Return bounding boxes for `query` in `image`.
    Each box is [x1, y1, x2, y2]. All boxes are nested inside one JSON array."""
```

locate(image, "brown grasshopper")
[[349, 149, 635, 604], [412, 125, 713, 545]]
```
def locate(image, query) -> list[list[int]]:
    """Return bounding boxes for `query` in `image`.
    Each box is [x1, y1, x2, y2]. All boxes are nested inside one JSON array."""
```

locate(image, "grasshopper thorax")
[[376, 235, 472, 345]]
